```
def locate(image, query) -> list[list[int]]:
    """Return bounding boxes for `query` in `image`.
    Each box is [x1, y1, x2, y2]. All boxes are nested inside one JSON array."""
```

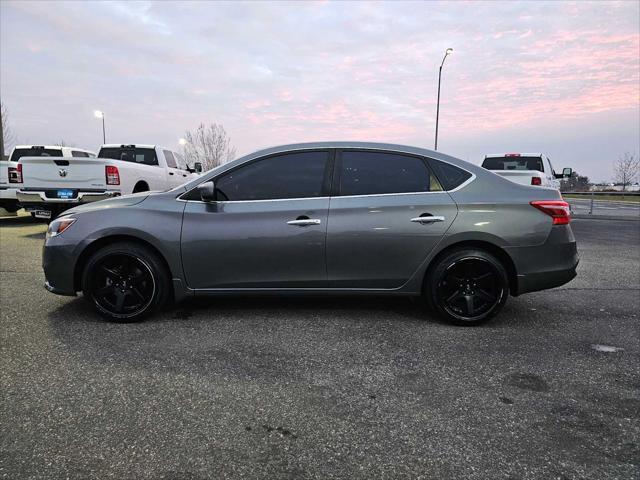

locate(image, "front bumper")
[[43, 242, 78, 296], [506, 225, 579, 295], [17, 189, 120, 204]]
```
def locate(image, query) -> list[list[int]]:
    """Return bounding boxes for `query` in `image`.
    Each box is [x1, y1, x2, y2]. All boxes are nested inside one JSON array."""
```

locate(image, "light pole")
[[94, 110, 106, 144], [434, 48, 453, 151]]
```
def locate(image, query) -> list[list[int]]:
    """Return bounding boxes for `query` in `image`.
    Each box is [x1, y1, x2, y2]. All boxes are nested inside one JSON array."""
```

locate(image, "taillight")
[[531, 177, 542, 186], [9, 163, 22, 183], [530, 200, 571, 225], [105, 165, 120, 185]]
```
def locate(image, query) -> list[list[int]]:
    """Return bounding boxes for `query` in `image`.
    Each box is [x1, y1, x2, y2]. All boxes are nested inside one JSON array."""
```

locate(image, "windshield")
[[482, 156, 544, 172], [10, 148, 63, 161]]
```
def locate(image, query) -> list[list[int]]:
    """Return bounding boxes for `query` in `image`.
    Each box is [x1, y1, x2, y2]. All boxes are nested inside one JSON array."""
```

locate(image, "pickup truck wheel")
[[1, 201, 19, 213], [132, 182, 149, 193], [425, 248, 509, 326], [81, 242, 171, 322]]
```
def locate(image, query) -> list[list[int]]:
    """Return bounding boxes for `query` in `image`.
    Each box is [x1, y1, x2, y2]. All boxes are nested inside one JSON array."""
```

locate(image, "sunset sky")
[[1, 0, 638, 181]]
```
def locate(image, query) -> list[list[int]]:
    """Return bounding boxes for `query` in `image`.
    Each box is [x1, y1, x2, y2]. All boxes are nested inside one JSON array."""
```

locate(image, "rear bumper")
[[506, 225, 579, 295], [17, 189, 120, 204], [0, 186, 18, 200]]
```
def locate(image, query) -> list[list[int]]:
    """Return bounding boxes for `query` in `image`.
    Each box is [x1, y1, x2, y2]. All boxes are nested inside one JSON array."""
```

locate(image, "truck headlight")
[[46, 217, 77, 238]]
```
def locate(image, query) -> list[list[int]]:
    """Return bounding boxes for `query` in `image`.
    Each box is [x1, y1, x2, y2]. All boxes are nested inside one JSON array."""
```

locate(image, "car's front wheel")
[[81, 242, 171, 322], [425, 248, 509, 326]]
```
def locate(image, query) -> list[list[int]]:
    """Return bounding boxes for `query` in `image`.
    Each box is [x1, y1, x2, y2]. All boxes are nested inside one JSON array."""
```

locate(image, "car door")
[[162, 150, 185, 188], [546, 156, 560, 189], [327, 149, 458, 289], [181, 150, 332, 289]]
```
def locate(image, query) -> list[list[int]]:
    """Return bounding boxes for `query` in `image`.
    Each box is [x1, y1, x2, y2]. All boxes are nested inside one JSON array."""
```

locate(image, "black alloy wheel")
[[426, 248, 509, 325], [82, 242, 170, 322]]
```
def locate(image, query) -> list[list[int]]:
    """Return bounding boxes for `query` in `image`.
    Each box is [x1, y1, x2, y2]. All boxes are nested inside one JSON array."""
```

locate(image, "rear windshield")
[[99, 147, 158, 166], [482, 156, 544, 172], [10, 148, 63, 161]]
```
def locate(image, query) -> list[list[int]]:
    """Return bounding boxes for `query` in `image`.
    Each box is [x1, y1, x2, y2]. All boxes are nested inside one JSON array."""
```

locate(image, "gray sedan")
[[42, 142, 578, 325]]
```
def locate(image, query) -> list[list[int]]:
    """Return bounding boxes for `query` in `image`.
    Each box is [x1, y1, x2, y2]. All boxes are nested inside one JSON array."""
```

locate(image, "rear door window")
[[337, 150, 442, 196], [428, 159, 473, 191], [98, 147, 158, 166], [10, 148, 63, 161], [71, 151, 90, 158], [482, 156, 544, 172]]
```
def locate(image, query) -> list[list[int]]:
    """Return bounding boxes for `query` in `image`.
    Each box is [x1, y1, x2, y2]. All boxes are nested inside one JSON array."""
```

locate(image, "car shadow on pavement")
[[0, 215, 42, 227]]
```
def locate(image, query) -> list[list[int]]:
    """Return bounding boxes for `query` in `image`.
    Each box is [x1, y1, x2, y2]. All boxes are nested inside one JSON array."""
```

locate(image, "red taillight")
[[531, 177, 542, 186], [105, 165, 120, 185], [530, 200, 571, 225], [9, 163, 22, 183]]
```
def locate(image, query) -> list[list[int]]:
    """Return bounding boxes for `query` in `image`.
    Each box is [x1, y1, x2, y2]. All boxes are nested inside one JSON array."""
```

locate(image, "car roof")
[[484, 153, 544, 158], [100, 144, 157, 149], [236, 141, 476, 170], [13, 145, 95, 153]]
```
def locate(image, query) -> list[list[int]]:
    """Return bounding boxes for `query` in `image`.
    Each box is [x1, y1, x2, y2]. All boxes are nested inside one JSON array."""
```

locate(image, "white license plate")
[[34, 210, 52, 219]]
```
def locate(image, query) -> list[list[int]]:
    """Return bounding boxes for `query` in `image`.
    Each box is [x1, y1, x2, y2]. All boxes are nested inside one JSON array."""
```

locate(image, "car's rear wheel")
[[81, 242, 171, 322], [425, 248, 509, 326]]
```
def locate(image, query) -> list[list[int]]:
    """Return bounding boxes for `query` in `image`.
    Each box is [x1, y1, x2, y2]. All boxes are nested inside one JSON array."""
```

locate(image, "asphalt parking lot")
[[1, 216, 639, 480]]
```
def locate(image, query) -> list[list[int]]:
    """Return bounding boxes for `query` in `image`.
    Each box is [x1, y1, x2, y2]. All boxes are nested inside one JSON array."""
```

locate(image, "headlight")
[[46, 217, 77, 238]]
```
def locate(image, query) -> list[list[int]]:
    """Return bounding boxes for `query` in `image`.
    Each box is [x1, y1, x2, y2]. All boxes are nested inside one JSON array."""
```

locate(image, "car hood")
[[62, 191, 151, 216]]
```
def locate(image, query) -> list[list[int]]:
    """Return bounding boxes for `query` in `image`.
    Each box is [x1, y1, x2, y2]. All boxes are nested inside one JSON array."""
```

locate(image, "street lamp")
[[178, 138, 187, 146], [434, 47, 453, 151], [94, 110, 106, 144]]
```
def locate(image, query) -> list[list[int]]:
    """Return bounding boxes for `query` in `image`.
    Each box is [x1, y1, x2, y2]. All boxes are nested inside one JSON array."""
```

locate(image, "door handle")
[[169, 172, 174, 175], [410, 215, 445, 224], [287, 218, 321, 226]]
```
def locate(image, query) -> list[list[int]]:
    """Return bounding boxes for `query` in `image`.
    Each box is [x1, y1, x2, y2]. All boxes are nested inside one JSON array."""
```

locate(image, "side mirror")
[[197, 181, 215, 202], [562, 167, 572, 178], [194, 162, 203, 173]]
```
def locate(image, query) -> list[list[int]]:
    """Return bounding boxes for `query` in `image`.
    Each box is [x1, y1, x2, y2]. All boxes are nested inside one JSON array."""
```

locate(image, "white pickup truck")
[[1, 145, 96, 213], [16, 144, 202, 219], [481, 153, 571, 189]]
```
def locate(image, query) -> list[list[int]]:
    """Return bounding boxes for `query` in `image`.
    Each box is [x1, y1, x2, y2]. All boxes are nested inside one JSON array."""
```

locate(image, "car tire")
[[425, 248, 509, 326], [81, 242, 171, 322]]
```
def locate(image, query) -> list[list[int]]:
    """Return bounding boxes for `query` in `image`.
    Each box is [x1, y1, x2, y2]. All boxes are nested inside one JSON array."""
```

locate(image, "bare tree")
[[183, 123, 236, 171], [614, 152, 639, 191], [1, 102, 17, 158]]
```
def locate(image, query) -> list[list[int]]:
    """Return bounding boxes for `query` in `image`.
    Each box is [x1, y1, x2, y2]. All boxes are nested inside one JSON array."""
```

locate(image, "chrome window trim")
[[177, 145, 477, 203]]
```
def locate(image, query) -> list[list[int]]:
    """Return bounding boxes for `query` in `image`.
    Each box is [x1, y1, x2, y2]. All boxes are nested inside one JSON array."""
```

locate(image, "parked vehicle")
[[481, 153, 571, 189], [42, 142, 578, 325], [1, 145, 95, 214], [16, 144, 201, 219]]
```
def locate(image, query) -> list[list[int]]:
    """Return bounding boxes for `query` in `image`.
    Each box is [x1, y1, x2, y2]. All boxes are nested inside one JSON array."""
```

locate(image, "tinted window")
[[482, 156, 544, 172], [428, 159, 472, 191], [216, 151, 329, 201], [99, 147, 158, 166], [338, 151, 441, 196], [163, 150, 177, 168], [71, 151, 89, 158], [10, 148, 63, 161]]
